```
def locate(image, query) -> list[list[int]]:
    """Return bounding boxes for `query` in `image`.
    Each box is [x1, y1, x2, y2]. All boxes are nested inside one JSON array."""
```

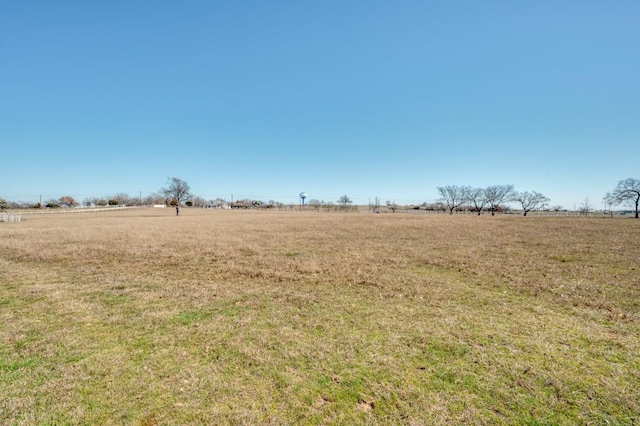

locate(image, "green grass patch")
[[172, 309, 213, 325]]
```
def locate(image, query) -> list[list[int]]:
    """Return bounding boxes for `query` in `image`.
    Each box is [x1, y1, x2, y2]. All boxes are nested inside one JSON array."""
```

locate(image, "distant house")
[[203, 202, 230, 209], [230, 201, 250, 209]]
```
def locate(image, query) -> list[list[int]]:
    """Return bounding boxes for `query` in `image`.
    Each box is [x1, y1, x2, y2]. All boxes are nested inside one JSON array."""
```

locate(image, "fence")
[[0, 213, 21, 223], [14, 206, 144, 215]]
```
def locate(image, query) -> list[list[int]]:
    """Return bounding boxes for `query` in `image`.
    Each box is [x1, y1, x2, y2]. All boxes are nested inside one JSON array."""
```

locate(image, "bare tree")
[[484, 184, 514, 216], [604, 178, 640, 219], [161, 177, 192, 216], [579, 197, 592, 216], [437, 185, 467, 215], [144, 193, 166, 205], [58, 195, 78, 208], [466, 186, 489, 216], [308, 199, 322, 211], [512, 191, 550, 216], [113, 192, 134, 206], [338, 195, 353, 211], [212, 198, 227, 208], [191, 196, 207, 208], [9, 201, 31, 209]]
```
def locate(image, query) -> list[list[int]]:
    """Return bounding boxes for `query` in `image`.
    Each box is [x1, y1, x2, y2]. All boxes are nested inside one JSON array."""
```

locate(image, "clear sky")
[[2, 1, 638, 208]]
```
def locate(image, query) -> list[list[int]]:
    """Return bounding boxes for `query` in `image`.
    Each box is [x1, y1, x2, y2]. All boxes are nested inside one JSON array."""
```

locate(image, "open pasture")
[[1, 209, 639, 424]]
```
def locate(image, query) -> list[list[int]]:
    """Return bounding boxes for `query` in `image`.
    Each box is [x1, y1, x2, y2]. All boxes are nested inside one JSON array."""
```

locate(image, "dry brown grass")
[[1, 209, 639, 424]]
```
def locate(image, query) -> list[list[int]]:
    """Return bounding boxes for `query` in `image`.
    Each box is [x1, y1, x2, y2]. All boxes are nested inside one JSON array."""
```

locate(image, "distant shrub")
[[58, 195, 78, 208]]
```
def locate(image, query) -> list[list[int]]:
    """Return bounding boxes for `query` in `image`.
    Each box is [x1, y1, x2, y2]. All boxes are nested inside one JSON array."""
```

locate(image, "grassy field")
[[1, 209, 639, 425]]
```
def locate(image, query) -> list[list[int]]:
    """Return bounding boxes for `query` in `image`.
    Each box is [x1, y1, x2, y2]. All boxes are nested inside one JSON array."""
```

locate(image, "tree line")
[[436, 184, 551, 216], [436, 178, 640, 218], [3, 193, 168, 209], [1, 178, 639, 218]]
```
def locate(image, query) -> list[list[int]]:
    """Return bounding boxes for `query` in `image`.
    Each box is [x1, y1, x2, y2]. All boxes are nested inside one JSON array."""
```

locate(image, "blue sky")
[[2, 1, 638, 208]]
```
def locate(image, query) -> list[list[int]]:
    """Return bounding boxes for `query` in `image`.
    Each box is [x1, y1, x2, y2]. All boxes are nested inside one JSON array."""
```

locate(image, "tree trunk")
[[523, 210, 528, 217]]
